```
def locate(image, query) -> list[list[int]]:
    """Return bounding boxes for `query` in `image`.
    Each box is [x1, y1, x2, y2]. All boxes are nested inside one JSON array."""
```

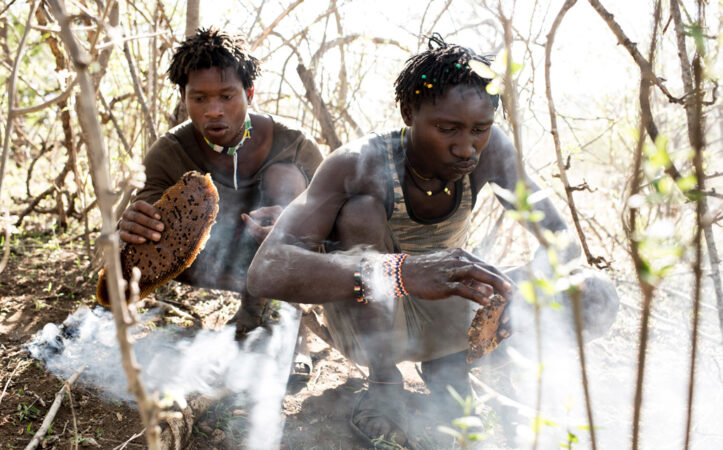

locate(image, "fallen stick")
[[112, 428, 146, 450], [24, 365, 86, 450], [0, 359, 27, 408]]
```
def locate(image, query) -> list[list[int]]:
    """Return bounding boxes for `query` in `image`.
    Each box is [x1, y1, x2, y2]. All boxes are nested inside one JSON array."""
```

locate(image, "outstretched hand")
[[119, 200, 164, 244], [242, 205, 283, 244], [402, 248, 513, 306]]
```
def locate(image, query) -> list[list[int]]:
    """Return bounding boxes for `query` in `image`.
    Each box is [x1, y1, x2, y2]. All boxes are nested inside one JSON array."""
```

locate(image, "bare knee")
[[334, 195, 391, 251]]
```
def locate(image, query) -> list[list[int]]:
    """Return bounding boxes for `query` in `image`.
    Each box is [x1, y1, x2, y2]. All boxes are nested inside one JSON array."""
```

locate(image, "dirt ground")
[[1, 229, 721, 449]]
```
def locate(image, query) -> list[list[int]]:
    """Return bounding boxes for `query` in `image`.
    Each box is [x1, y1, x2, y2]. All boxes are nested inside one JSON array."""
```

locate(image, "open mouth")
[[205, 124, 228, 140]]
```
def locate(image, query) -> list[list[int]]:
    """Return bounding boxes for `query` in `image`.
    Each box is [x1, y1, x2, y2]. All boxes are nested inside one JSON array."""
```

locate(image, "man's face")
[[182, 66, 252, 147], [403, 84, 495, 182]]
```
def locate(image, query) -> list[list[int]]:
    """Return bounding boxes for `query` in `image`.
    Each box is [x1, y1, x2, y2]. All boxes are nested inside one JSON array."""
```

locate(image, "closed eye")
[[472, 127, 491, 135], [436, 125, 456, 133]]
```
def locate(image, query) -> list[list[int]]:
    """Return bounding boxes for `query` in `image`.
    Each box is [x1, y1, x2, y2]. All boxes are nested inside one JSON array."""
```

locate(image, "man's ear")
[[180, 87, 186, 103], [245, 85, 255, 103], [400, 102, 414, 126]]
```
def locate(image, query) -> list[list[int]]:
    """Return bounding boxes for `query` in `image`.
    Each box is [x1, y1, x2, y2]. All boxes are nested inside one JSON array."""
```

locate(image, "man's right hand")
[[402, 248, 513, 306], [119, 200, 164, 244]]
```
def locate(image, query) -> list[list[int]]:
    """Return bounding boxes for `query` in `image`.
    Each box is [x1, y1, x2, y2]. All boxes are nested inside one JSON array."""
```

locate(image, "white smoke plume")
[[26, 303, 300, 450]]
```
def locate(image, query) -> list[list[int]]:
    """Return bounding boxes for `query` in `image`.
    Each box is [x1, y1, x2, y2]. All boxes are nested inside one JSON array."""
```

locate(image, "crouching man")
[[247, 35, 618, 447]]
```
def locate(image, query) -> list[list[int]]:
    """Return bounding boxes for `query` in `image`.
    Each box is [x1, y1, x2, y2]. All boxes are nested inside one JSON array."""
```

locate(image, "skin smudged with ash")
[[467, 292, 507, 363], [96, 171, 219, 306]]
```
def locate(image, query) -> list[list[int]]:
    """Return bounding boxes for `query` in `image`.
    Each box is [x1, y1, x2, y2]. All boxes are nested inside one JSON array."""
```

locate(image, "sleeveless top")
[[379, 130, 475, 255]]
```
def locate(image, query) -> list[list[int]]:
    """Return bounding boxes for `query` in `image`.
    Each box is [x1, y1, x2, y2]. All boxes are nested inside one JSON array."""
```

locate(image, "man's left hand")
[[242, 205, 283, 244]]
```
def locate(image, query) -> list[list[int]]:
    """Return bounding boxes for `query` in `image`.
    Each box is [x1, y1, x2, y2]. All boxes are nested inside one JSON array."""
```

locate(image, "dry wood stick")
[[297, 63, 342, 150], [543, 5, 599, 447], [122, 40, 157, 142], [249, 0, 305, 52], [684, 12, 707, 449], [586, 0, 684, 182], [671, 0, 723, 343], [46, 1, 162, 448], [0, 0, 39, 275], [23, 365, 86, 450], [628, 4, 663, 449], [0, 359, 27, 408], [544, 0, 609, 271], [113, 428, 146, 450], [496, 6, 547, 450]]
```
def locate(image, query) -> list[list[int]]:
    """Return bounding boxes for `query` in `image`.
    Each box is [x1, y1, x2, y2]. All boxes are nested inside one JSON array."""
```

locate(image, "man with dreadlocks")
[[248, 35, 618, 446], [118, 28, 323, 343]]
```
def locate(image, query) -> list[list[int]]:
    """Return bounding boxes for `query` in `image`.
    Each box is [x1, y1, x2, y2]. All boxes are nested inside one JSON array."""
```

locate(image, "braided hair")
[[168, 27, 260, 90], [394, 33, 499, 111]]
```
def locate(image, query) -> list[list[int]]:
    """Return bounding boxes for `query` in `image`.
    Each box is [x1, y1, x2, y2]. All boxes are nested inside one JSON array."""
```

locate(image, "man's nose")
[[205, 99, 224, 118], [452, 134, 476, 159]]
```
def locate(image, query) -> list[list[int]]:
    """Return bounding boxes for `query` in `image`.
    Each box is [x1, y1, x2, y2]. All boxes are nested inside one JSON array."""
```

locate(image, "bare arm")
[[248, 140, 513, 304]]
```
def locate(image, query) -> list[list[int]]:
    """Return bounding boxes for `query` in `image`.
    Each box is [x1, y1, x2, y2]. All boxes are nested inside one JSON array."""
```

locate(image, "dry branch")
[[23, 365, 86, 450], [544, 0, 608, 271], [670, 0, 723, 341], [297, 63, 342, 150], [46, 1, 163, 448], [586, 0, 684, 182], [0, 0, 39, 274], [543, 3, 599, 447], [250, 0, 305, 51], [122, 40, 158, 142]]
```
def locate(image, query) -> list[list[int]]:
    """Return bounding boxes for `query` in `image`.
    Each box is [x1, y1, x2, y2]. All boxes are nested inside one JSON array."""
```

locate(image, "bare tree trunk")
[[297, 63, 342, 150], [185, 0, 199, 37]]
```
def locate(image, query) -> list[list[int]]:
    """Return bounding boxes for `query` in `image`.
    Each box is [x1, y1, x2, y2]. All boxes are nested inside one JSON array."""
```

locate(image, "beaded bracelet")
[[381, 253, 409, 298], [356, 253, 409, 304]]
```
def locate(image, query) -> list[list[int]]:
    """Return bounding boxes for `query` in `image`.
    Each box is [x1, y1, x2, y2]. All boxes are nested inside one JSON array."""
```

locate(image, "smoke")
[[467, 272, 723, 449], [26, 302, 300, 450]]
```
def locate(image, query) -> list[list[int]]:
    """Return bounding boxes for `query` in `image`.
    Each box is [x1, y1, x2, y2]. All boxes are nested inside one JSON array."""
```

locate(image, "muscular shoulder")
[[306, 133, 389, 201]]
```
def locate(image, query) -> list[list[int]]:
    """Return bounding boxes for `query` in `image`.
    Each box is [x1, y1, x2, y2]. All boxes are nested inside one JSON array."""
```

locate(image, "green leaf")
[[529, 210, 546, 223], [446, 385, 467, 408], [534, 278, 556, 295], [519, 281, 536, 303], [676, 174, 697, 192], [453, 416, 484, 429], [437, 425, 463, 439]]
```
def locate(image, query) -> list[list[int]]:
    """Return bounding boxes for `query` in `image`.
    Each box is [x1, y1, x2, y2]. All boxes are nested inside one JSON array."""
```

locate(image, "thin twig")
[[23, 365, 86, 450], [0, 0, 39, 271], [545, 0, 608, 273], [122, 40, 158, 142], [628, 3, 663, 448], [684, 8, 707, 447], [544, 12, 599, 448], [0, 359, 27, 408], [112, 429, 146, 450], [671, 0, 723, 342], [66, 381, 79, 450], [249, 0, 305, 52]]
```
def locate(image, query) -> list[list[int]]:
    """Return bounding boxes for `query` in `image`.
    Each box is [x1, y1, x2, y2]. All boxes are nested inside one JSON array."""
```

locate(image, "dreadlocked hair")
[[394, 33, 499, 111], [168, 27, 260, 89]]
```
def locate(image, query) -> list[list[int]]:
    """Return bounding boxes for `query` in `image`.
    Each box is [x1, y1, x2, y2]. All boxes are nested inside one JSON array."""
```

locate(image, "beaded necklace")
[[203, 112, 252, 190], [400, 127, 451, 197]]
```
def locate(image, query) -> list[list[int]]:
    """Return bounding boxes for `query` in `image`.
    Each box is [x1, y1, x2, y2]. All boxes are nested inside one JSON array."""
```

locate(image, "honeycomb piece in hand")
[[467, 293, 508, 363], [96, 171, 219, 306]]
